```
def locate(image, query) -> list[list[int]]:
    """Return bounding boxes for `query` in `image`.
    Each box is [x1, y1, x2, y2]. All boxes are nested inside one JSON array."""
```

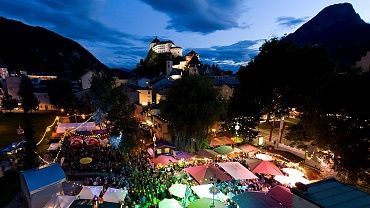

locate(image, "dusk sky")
[[0, 0, 369, 71]]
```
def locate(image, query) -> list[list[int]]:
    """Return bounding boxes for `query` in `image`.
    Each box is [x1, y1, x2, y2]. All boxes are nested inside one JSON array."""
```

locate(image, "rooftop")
[[291, 178, 370, 208], [21, 163, 66, 194]]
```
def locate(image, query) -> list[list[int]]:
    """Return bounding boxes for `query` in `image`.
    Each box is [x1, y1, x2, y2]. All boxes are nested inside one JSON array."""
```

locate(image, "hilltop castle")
[[149, 37, 183, 57], [148, 37, 201, 75]]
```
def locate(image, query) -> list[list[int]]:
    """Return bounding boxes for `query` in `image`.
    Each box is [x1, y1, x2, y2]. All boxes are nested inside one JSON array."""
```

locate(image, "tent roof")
[[210, 136, 234, 147], [239, 144, 258, 152], [267, 185, 292, 208], [291, 178, 370, 208], [217, 162, 257, 180], [185, 165, 232, 184], [233, 192, 284, 208], [78, 186, 103, 200], [43, 195, 76, 208], [250, 161, 283, 175], [213, 146, 240, 155], [151, 155, 177, 166], [21, 163, 66, 194], [196, 149, 219, 159], [174, 151, 193, 160], [102, 188, 127, 203]]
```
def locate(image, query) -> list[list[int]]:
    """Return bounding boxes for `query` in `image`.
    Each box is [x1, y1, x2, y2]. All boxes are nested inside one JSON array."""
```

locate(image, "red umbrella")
[[250, 161, 283, 175], [185, 165, 232, 184]]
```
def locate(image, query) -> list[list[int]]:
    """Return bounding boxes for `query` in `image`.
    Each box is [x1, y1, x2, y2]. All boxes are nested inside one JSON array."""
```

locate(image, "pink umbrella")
[[185, 165, 232, 184], [239, 144, 258, 152]]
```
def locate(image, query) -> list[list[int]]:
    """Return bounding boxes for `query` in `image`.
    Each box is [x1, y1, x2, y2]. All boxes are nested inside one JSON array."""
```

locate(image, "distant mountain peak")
[[312, 3, 364, 27], [0, 17, 108, 79], [284, 3, 370, 68]]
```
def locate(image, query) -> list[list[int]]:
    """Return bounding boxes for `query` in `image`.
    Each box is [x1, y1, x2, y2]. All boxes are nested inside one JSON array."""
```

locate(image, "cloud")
[[140, 0, 247, 34], [191, 40, 263, 71], [276, 16, 309, 27], [0, 0, 138, 46]]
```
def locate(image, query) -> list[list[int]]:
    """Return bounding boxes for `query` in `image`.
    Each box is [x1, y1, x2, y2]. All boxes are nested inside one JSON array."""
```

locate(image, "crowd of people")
[[55, 135, 300, 208], [60, 141, 124, 174]]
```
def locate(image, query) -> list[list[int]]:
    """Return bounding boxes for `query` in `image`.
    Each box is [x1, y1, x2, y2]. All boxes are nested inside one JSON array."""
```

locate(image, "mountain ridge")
[[284, 3, 370, 68], [0, 17, 108, 78]]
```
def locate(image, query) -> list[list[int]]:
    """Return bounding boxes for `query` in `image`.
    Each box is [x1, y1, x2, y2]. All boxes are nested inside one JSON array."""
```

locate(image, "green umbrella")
[[213, 146, 234, 155], [188, 198, 226, 208]]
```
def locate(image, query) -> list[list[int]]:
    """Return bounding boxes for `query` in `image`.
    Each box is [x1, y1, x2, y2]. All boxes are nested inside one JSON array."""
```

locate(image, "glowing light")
[[258, 136, 264, 146]]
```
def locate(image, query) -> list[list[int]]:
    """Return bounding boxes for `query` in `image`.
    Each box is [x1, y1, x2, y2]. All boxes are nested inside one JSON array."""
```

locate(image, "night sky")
[[0, 0, 369, 71]]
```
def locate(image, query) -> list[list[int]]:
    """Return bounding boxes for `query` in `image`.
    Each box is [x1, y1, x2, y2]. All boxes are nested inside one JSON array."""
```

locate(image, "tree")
[[237, 38, 335, 116], [89, 71, 115, 124], [90, 70, 138, 152], [1, 92, 18, 111], [18, 76, 39, 113], [107, 88, 138, 152], [47, 79, 76, 112], [22, 116, 39, 169], [161, 76, 226, 151]]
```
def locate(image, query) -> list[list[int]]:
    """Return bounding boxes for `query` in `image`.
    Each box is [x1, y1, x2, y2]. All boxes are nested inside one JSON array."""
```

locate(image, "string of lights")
[[35, 113, 96, 165]]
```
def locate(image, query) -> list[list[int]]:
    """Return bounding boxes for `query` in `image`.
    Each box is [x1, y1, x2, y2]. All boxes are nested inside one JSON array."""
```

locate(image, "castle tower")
[[150, 36, 160, 49]]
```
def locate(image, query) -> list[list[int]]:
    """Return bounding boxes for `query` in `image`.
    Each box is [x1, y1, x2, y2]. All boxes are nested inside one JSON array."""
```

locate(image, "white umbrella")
[[103, 187, 128, 203], [256, 153, 273, 161], [168, 183, 187, 198], [282, 168, 305, 177], [78, 186, 103, 200], [191, 184, 229, 202], [158, 198, 182, 208]]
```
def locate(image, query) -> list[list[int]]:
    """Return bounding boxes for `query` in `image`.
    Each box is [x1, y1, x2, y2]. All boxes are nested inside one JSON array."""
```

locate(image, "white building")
[[149, 37, 183, 57]]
